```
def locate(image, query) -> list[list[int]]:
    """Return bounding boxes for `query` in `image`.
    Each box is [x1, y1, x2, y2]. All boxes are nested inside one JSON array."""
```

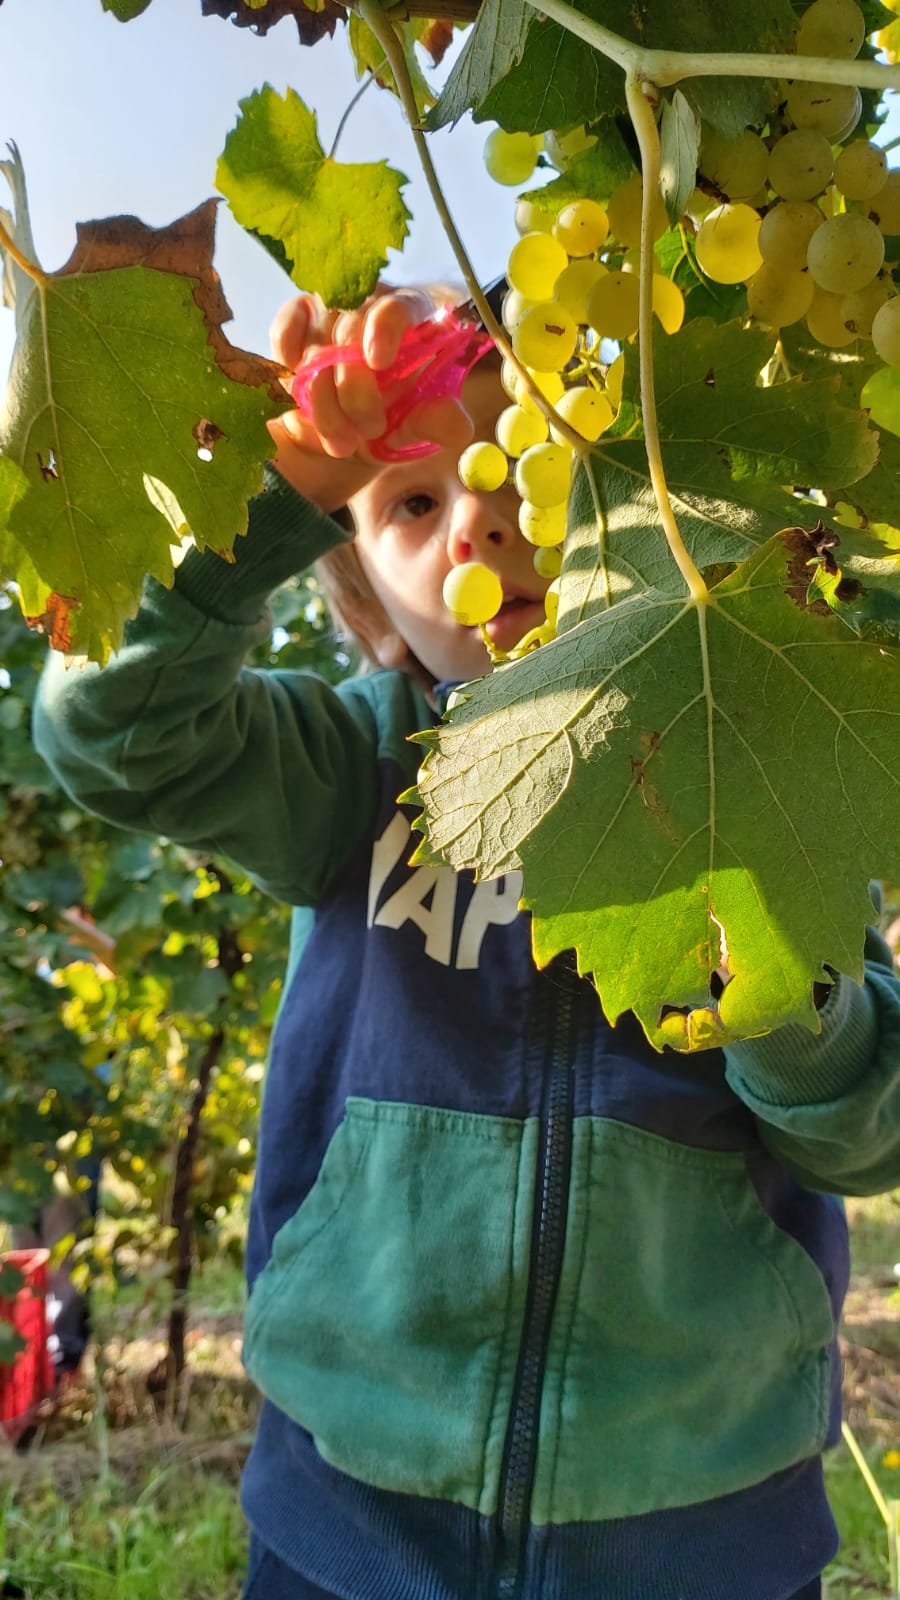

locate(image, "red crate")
[[0, 1249, 56, 1442]]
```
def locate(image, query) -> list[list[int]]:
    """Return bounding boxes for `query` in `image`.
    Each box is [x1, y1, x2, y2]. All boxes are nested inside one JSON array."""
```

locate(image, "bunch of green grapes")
[[446, 0, 899, 655], [691, 0, 900, 357], [443, 148, 684, 651]]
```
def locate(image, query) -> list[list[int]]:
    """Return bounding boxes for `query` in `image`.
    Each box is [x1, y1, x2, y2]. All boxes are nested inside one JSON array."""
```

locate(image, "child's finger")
[[307, 368, 359, 458], [394, 396, 475, 454], [269, 295, 315, 371], [362, 289, 435, 371], [335, 363, 387, 441]]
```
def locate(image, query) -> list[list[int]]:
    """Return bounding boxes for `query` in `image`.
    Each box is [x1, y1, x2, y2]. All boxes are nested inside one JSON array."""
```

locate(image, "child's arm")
[[723, 926, 900, 1195], [33, 290, 448, 905]]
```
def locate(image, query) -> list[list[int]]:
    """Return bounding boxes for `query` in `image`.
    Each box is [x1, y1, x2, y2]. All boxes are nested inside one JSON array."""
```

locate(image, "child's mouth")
[[483, 594, 545, 650]]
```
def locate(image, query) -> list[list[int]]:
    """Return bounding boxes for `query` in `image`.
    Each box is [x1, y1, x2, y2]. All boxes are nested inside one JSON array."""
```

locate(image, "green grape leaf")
[[519, 120, 635, 214], [101, 0, 154, 17], [0, 162, 289, 662], [411, 530, 900, 1052], [840, 427, 900, 532], [429, 0, 795, 138], [0, 454, 28, 558], [659, 91, 701, 225], [216, 85, 410, 309], [560, 321, 878, 628], [425, 0, 532, 131], [348, 15, 436, 113], [861, 363, 900, 439]]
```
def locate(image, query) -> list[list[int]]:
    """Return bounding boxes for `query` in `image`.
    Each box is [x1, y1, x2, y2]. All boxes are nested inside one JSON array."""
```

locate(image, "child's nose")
[[446, 492, 514, 567]]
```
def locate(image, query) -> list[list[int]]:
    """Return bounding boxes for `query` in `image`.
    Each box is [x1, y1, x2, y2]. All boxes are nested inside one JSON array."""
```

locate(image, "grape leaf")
[[425, 0, 532, 131], [216, 86, 411, 309], [560, 321, 878, 629], [0, 158, 288, 662], [101, 0, 153, 17], [659, 92, 700, 225], [429, 0, 796, 138], [200, 0, 346, 44], [411, 530, 900, 1052], [518, 121, 636, 214], [348, 15, 436, 113], [861, 364, 900, 440]]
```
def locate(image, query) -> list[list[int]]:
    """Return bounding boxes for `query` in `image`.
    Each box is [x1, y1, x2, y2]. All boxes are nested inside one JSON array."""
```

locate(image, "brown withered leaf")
[[57, 201, 287, 398], [200, 0, 346, 45]]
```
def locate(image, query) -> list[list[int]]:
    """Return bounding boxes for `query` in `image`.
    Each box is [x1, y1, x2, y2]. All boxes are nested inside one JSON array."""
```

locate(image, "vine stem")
[[523, 0, 900, 94], [328, 68, 380, 160], [0, 212, 44, 284], [357, 0, 587, 452], [625, 74, 707, 604]]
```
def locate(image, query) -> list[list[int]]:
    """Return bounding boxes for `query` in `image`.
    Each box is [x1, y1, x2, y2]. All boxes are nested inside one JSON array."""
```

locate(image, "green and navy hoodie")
[[34, 471, 900, 1600]]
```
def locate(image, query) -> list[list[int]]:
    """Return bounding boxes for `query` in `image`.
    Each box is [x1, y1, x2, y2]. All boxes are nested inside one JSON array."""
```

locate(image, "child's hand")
[[267, 288, 475, 513]]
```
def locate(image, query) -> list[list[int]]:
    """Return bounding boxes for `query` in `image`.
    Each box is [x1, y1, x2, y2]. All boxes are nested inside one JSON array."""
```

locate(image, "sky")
[[0, 0, 520, 380], [2, 0, 899, 388]]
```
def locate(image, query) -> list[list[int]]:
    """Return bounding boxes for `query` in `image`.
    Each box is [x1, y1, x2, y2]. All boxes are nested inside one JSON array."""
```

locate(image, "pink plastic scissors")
[[290, 305, 496, 462]]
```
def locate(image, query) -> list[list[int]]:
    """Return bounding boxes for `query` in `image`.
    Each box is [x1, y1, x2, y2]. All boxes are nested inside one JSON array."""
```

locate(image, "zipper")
[[492, 960, 580, 1600]]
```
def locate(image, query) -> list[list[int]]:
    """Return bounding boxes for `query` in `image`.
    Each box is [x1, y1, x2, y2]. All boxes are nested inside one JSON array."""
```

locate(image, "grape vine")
[[3, 0, 900, 1053]]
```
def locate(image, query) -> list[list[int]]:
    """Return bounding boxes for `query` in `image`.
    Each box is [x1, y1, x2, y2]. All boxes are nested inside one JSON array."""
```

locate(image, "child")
[[34, 285, 900, 1600]]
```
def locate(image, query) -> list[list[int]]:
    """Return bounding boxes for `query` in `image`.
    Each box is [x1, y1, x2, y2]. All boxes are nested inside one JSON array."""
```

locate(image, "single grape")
[[484, 129, 541, 186], [514, 368, 566, 415], [544, 126, 597, 171], [768, 130, 834, 200], [507, 232, 569, 299], [685, 187, 716, 223], [834, 141, 888, 202], [786, 81, 861, 141], [806, 212, 885, 293], [553, 198, 610, 256], [515, 199, 556, 235], [533, 545, 563, 578], [512, 301, 579, 370], [501, 288, 534, 332], [758, 201, 824, 271], [869, 171, 900, 236], [496, 404, 548, 457], [746, 263, 815, 328], [839, 277, 891, 338], [554, 258, 608, 323], [550, 386, 615, 444], [870, 297, 900, 364], [652, 274, 685, 333], [795, 0, 865, 58], [586, 270, 641, 340], [515, 442, 573, 508], [442, 562, 503, 625], [806, 286, 856, 346], [695, 204, 763, 284], [543, 579, 562, 628], [500, 358, 520, 400], [458, 441, 509, 494], [606, 173, 668, 249], [605, 352, 625, 409], [699, 129, 769, 200], [519, 499, 568, 547]]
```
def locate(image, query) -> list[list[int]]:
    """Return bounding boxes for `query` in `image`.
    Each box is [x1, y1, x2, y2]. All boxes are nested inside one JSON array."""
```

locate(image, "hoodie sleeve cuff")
[[172, 465, 353, 625], [724, 974, 880, 1107]]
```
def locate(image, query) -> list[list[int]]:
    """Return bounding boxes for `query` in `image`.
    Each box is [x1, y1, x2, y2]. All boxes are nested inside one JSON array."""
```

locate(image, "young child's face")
[[348, 364, 552, 684]]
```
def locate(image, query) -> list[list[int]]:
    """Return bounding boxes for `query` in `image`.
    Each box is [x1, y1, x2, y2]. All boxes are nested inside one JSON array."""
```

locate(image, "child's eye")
[[392, 492, 438, 523]]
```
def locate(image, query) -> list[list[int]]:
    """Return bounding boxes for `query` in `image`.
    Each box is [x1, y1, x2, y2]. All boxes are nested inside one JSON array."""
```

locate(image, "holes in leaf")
[[37, 449, 58, 482], [193, 418, 224, 461]]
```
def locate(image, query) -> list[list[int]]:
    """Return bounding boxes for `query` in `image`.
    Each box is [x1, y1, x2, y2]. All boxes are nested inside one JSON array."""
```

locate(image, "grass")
[[0, 1449, 248, 1599], [0, 1204, 897, 1598]]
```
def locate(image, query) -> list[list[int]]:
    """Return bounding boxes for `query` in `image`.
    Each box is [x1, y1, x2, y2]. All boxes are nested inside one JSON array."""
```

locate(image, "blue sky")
[[1, 1, 898, 386], [0, 0, 519, 380]]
